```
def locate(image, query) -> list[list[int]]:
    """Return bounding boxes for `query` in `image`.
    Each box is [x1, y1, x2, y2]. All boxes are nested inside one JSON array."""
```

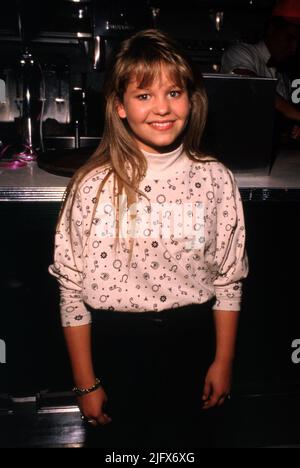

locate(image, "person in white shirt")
[[48, 29, 248, 448], [221, 14, 300, 139]]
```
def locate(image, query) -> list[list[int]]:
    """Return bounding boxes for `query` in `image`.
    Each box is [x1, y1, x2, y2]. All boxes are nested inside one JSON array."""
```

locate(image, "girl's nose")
[[153, 96, 171, 115]]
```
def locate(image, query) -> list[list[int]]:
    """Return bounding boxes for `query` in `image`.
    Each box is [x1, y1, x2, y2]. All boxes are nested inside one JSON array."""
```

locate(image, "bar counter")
[[0, 148, 300, 201]]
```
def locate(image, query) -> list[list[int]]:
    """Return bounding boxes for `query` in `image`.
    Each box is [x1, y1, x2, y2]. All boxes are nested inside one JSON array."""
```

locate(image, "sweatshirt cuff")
[[60, 289, 92, 327], [212, 282, 242, 311]]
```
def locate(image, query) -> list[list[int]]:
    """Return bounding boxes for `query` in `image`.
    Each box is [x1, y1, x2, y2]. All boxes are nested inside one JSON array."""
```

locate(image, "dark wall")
[[235, 199, 300, 394], [0, 202, 72, 395]]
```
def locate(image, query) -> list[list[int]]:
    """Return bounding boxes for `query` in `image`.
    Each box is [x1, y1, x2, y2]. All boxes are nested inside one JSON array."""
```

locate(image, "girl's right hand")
[[78, 386, 112, 426]]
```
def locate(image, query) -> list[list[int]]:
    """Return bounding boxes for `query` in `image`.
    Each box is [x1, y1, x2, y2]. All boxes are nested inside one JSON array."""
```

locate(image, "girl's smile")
[[117, 66, 191, 153], [147, 120, 175, 131]]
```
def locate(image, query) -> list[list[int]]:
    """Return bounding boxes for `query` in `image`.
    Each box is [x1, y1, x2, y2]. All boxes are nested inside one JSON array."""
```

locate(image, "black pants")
[[84, 300, 216, 448]]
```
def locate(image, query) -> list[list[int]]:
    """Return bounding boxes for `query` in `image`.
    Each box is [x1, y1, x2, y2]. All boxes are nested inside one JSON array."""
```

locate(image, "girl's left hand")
[[201, 360, 232, 410]]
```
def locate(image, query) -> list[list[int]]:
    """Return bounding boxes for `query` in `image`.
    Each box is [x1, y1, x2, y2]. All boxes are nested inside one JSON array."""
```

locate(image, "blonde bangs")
[[119, 59, 192, 95]]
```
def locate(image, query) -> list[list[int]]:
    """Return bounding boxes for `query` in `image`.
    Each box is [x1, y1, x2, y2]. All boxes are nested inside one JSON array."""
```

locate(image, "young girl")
[[48, 29, 248, 448]]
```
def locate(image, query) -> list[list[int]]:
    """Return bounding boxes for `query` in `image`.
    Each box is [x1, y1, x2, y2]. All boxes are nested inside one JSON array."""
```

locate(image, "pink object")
[[272, 0, 300, 24], [0, 160, 27, 169], [16, 152, 37, 162], [0, 143, 37, 169]]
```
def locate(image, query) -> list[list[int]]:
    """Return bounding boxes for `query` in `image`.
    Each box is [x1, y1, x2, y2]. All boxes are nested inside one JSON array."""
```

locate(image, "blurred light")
[[209, 10, 224, 32]]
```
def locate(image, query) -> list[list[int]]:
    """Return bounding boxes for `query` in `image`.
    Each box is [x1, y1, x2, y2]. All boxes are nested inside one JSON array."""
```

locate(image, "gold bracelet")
[[72, 378, 101, 396]]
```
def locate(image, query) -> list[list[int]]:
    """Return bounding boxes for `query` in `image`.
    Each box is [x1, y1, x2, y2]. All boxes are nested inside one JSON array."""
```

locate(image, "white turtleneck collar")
[[142, 144, 190, 178]]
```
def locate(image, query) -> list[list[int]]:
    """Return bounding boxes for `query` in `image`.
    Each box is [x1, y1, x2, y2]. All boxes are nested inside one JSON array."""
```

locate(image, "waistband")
[[85, 299, 215, 325]]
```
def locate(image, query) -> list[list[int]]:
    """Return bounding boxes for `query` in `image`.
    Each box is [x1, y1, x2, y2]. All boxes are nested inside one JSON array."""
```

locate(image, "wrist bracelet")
[[72, 378, 102, 396]]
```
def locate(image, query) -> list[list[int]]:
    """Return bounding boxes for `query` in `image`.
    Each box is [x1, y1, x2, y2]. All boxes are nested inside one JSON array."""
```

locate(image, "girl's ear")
[[116, 99, 127, 119]]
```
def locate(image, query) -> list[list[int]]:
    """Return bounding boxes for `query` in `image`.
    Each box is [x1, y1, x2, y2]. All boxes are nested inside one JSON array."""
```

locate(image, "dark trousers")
[[84, 300, 216, 448]]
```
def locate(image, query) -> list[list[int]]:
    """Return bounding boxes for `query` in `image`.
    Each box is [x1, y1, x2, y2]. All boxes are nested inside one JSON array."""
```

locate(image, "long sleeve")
[[211, 167, 249, 311], [48, 187, 91, 327], [221, 44, 257, 75], [221, 42, 291, 101]]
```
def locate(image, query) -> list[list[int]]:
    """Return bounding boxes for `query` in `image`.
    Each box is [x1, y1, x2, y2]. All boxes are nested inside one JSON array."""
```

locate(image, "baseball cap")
[[272, 0, 300, 25]]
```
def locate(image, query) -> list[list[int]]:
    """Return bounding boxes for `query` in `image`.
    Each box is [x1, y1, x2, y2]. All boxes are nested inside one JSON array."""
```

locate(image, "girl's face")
[[117, 66, 191, 153]]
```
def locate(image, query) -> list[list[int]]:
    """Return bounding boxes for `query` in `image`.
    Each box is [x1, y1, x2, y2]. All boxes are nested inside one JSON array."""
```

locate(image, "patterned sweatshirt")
[[48, 145, 249, 327]]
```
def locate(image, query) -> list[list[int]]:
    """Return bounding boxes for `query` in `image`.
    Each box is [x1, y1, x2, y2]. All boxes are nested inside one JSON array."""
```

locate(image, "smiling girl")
[[49, 29, 248, 448]]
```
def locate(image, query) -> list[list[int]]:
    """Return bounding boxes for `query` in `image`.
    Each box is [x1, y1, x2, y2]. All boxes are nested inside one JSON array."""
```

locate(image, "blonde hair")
[[56, 29, 214, 265]]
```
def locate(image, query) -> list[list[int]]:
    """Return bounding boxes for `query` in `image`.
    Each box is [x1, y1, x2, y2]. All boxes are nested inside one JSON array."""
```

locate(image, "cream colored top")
[[48, 145, 248, 327]]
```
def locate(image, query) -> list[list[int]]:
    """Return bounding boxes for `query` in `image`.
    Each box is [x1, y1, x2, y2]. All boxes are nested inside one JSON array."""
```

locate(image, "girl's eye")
[[169, 90, 182, 98], [137, 94, 150, 100]]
